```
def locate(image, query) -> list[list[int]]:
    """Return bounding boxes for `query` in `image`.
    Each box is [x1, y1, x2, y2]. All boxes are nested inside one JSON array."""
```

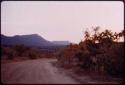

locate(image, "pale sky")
[[1, 1, 124, 43]]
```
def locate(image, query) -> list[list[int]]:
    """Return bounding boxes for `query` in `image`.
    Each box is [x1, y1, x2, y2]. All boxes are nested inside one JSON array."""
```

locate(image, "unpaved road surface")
[[1, 58, 80, 84]]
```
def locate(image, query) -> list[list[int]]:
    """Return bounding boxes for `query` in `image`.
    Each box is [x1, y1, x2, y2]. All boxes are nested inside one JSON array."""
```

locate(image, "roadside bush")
[[57, 27, 124, 78], [7, 49, 17, 60], [104, 43, 124, 77], [28, 50, 37, 59], [13, 44, 31, 57]]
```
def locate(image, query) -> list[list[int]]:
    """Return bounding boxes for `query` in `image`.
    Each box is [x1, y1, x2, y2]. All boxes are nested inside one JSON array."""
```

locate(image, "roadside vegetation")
[[1, 27, 124, 81], [56, 27, 124, 78], [1, 44, 56, 60]]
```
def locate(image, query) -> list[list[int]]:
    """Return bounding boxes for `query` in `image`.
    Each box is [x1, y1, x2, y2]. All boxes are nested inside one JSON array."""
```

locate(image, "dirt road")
[[1, 58, 80, 84]]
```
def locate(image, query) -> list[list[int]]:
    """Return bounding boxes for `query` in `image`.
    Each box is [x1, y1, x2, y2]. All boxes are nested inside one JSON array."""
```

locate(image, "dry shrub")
[[104, 43, 124, 77], [2, 47, 17, 60], [56, 44, 79, 68], [12, 44, 31, 57], [2, 45, 41, 60], [28, 50, 37, 59], [57, 27, 124, 77]]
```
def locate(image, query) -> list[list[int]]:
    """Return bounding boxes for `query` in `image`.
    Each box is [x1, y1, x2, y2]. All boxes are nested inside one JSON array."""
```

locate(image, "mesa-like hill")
[[1, 34, 70, 48]]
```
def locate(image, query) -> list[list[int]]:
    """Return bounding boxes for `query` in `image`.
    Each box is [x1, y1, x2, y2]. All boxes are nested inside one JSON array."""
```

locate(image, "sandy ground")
[[1, 58, 80, 84]]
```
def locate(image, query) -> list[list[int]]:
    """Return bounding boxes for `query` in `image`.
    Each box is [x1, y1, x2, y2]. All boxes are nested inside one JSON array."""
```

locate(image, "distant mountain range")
[[1, 34, 71, 47], [52, 41, 71, 45]]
